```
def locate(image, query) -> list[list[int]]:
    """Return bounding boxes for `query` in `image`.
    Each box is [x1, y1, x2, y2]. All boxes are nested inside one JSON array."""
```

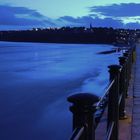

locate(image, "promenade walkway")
[[67, 43, 140, 140], [132, 44, 140, 140], [118, 44, 140, 140]]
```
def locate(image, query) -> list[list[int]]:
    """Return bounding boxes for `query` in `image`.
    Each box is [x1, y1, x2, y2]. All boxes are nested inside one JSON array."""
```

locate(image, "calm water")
[[0, 42, 122, 140]]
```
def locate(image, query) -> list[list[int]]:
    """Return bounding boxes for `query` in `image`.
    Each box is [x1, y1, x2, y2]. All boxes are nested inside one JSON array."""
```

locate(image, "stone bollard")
[[119, 57, 128, 119], [108, 65, 121, 140], [132, 45, 136, 63], [67, 93, 99, 140], [123, 52, 130, 90]]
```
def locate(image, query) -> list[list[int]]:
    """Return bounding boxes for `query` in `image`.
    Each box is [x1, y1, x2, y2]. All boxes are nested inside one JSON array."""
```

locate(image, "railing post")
[[132, 45, 136, 63], [124, 51, 131, 81], [108, 65, 121, 140], [67, 93, 99, 140], [119, 57, 127, 119], [123, 52, 129, 96], [128, 49, 132, 77]]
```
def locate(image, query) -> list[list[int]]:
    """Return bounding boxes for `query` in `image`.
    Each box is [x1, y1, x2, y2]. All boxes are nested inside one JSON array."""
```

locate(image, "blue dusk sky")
[[0, 0, 140, 30]]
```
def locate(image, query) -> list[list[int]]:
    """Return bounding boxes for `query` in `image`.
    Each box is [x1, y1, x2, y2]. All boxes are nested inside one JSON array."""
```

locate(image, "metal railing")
[[67, 45, 136, 140]]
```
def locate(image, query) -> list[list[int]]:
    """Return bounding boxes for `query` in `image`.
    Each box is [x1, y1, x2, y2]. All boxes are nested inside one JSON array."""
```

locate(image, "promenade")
[[132, 44, 140, 140], [120, 43, 140, 140]]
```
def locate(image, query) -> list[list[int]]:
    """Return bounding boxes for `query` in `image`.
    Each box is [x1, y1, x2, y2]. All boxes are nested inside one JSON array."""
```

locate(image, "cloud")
[[57, 3, 140, 29], [91, 17, 124, 28], [59, 16, 93, 25], [125, 22, 140, 29], [89, 3, 140, 18], [0, 5, 55, 28], [58, 16, 123, 28], [0, 4, 140, 30], [58, 15, 140, 29]]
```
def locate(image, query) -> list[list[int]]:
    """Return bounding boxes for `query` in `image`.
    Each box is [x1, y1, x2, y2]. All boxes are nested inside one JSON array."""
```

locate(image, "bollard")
[[123, 52, 129, 94], [132, 45, 136, 63], [119, 57, 127, 119], [67, 93, 99, 140], [124, 51, 131, 80], [129, 48, 133, 76], [108, 65, 121, 140]]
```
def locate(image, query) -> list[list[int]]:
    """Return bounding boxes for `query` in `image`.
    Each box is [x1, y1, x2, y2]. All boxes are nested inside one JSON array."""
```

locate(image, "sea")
[[0, 41, 123, 140]]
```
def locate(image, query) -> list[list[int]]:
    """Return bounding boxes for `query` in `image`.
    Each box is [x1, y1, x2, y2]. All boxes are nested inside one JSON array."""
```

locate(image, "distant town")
[[0, 27, 140, 45]]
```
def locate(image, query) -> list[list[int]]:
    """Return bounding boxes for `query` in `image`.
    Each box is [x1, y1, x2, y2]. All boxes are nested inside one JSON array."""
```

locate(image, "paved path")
[[132, 44, 140, 140]]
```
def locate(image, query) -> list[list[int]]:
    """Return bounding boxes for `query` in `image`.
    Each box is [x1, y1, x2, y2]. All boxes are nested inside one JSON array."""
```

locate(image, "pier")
[[67, 43, 140, 140]]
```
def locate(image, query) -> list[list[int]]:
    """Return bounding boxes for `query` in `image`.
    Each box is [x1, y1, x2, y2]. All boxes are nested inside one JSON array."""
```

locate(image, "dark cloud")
[[91, 17, 124, 28], [58, 15, 140, 29], [30, 12, 45, 18], [57, 3, 140, 29], [90, 3, 140, 17], [59, 16, 93, 24], [58, 16, 123, 28], [0, 5, 55, 27], [0, 4, 140, 30], [125, 22, 140, 29]]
